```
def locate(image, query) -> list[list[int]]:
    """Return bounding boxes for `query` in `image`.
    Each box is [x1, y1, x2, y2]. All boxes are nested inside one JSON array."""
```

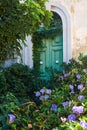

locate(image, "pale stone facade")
[[50, 0, 87, 59], [22, 0, 87, 67]]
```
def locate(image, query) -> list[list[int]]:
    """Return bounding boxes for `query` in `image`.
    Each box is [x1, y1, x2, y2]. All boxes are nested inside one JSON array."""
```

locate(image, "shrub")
[[32, 66, 87, 130], [0, 54, 87, 130], [1, 63, 43, 101], [0, 72, 7, 103], [0, 92, 31, 130]]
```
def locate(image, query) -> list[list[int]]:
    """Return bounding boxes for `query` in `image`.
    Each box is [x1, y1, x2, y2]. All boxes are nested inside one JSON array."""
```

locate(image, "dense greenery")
[[0, 54, 87, 130], [0, 63, 44, 103], [0, 0, 52, 63]]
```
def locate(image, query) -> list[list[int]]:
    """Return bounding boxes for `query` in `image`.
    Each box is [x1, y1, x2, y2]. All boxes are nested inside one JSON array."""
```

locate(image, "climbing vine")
[[32, 12, 63, 72]]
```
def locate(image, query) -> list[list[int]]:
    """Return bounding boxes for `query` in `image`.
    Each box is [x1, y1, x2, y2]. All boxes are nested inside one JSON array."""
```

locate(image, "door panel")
[[52, 36, 63, 46], [39, 35, 63, 80], [39, 40, 50, 79], [51, 48, 63, 71], [50, 36, 63, 71]]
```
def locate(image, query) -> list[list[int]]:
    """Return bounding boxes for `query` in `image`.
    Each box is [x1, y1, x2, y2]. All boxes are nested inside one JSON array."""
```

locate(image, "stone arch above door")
[[50, 2, 72, 63]]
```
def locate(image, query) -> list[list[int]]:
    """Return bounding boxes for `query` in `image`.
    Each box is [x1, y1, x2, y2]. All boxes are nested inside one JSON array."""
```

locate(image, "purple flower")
[[63, 73, 69, 78], [62, 101, 69, 108], [44, 95, 49, 99], [8, 114, 16, 124], [83, 69, 87, 73], [68, 114, 76, 122], [40, 89, 45, 94], [80, 120, 87, 129], [36, 91, 40, 97], [46, 89, 51, 94], [72, 106, 84, 114], [76, 74, 81, 79], [70, 90, 75, 94], [78, 95, 84, 100], [39, 96, 43, 100], [69, 84, 74, 90], [78, 84, 83, 90], [51, 104, 58, 111], [63, 74, 67, 78]]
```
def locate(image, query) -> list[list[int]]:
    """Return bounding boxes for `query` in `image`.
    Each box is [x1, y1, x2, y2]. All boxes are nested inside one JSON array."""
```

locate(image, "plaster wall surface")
[[50, 0, 87, 59]]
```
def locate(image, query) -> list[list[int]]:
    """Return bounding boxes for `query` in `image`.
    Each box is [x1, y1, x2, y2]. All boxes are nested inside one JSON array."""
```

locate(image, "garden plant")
[[0, 54, 87, 130]]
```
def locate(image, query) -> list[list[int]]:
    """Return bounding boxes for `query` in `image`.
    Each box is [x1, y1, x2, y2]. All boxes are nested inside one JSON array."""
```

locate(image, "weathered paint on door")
[[39, 35, 63, 80]]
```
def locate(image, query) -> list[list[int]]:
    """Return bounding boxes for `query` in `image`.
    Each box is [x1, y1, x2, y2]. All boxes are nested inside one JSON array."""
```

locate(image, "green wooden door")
[[39, 35, 63, 80], [33, 12, 63, 80]]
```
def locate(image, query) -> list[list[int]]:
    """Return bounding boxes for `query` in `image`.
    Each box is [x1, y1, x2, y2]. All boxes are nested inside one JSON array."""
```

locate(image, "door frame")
[[50, 2, 71, 63]]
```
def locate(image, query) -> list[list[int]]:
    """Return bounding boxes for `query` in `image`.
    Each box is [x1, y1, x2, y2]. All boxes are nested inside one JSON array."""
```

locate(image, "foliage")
[[0, 63, 43, 102], [32, 55, 87, 130], [0, 0, 52, 63], [0, 92, 31, 130], [0, 54, 87, 129], [0, 72, 7, 95], [32, 12, 62, 41], [49, 54, 87, 88], [78, 53, 87, 68]]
